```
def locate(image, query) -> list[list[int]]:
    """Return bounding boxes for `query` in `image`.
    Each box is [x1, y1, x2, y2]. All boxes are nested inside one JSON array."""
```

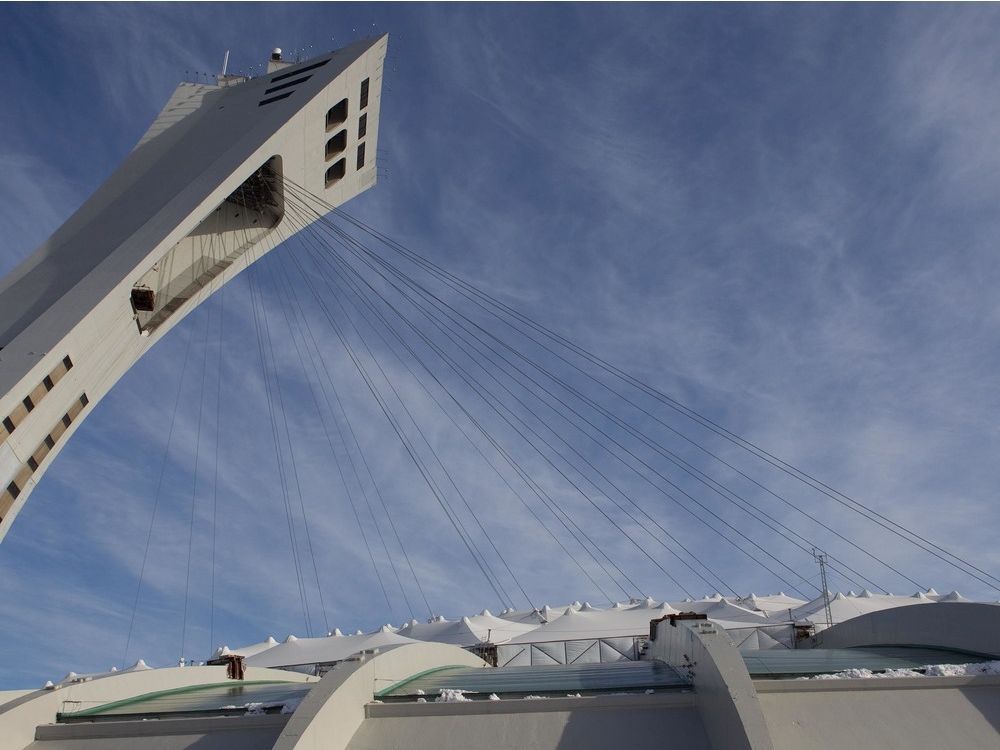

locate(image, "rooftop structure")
[[2, 602, 998, 749]]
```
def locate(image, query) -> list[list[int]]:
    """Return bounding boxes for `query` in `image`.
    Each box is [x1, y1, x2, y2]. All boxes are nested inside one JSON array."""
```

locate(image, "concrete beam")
[[649, 618, 774, 750]]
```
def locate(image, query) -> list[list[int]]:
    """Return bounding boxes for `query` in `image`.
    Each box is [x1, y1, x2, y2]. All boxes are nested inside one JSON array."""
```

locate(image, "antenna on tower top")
[[221, 50, 230, 77]]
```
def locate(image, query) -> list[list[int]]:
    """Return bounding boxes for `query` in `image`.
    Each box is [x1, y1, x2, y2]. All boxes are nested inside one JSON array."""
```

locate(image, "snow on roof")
[[244, 630, 418, 669]]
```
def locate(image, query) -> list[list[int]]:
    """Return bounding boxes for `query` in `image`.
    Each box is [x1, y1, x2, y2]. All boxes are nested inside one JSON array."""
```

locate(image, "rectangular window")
[[327, 99, 348, 130], [264, 74, 312, 96], [270, 58, 329, 84], [22, 396, 33, 413], [360, 78, 370, 109], [258, 91, 294, 107], [63, 355, 73, 370], [80, 393, 89, 407], [356, 142, 366, 170], [326, 130, 347, 159], [43, 375, 54, 391], [2, 416, 13, 434], [62, 415, 71, 428], [6, 481, 19, 500], [325, 158, 347, 187], [358, 113, 367, 139], [44, 435, 55, 449], [27, 457, 38, 472]]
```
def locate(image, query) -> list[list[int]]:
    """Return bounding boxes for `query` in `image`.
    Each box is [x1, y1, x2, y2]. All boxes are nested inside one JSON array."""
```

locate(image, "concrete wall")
[[0, 665, 314, 750], [351, 694, 710, 750], [273, 642, 486, 750], [649, 618, 774, 750], [805, 602, 1000, 657], [757, 676, 1000, 750]]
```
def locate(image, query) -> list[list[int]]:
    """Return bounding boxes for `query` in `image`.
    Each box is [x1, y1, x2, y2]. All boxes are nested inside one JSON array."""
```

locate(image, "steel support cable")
[[282, 194, 776, 596], [273, 203, 423, 621], [332, 249, 863, 595], [278, 222, 515, 610], [340, 222, 1000, 590], [316, 201, 978, 591], [286, 199, 698, 600], [277, 215, 527, 611], [285, 192, 897, 594], [181, 303, 213, 661], [300, 211, 858, 598], [280, 201, 644, 601], [283, 192, 812, 598], [249, 257, 332, 635], [209, 282, 225, 656], [325, 249, 815, 600], [278, 199, 639, 602], [316, 249, 787, 601], [269, 257, 419, 622], [243, 226, 314, 635], [277, 201, 489, 617], [123, 318, 198, 666], [278, 209, 622, 606], [302, 229, 707, 600], [279, 203, 534, 610], [269, 245, 434, 621], [251, 197, 342, 635], [288, 212, 680, 599], [239, 201, 314, 634], [292, 237, 624, 605], [261, 247, 402, 621]]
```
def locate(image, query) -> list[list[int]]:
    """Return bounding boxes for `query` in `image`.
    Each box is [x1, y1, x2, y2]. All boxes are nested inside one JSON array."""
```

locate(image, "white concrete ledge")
[[34, 713, 289, 740]]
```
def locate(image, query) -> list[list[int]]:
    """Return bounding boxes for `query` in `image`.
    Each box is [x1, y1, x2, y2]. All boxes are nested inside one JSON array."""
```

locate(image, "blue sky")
[[2, 3, 1000, 687]]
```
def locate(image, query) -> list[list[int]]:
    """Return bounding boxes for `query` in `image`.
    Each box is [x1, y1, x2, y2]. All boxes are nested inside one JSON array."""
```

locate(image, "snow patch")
[[435, 689, 472, 703], [804, 661, 1000, 680]]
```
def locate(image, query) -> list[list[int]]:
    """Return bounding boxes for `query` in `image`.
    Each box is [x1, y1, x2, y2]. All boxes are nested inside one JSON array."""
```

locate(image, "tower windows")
[[358, 113, 367, 139], [360, 78, 370, 109], [356, 142, 366, 170], [326, 99, 348, 130], [325, 158, 346, 187], [326, 130, 347, 160]]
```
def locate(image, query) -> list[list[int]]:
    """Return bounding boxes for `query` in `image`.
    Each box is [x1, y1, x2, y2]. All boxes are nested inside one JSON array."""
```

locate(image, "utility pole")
[[812, 548, 833, 628]]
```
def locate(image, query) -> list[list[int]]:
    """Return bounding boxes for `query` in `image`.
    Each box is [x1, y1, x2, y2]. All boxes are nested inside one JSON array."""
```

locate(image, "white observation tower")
[[0, 36, 388, 541]]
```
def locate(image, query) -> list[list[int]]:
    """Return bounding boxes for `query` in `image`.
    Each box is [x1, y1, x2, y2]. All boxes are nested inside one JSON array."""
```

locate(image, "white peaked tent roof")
[[244, 628, 418, 669], [214, 636, 280, 659], [52, 659, 151, 689], [505, 602, 680, 644], [399, 611, 539, 646], [499, 602, 584, 624], [694, 600, 769, 627], [778, 591, 930, 625], [740, 593, 809, 617]]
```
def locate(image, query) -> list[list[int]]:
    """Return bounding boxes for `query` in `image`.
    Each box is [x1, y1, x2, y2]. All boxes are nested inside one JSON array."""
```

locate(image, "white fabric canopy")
[[398, 611, 539, 646], [244, 629, 418, 668], [775, 591, 931, 625], [215, 636, 280, 659], [504, 602, 679, 644]]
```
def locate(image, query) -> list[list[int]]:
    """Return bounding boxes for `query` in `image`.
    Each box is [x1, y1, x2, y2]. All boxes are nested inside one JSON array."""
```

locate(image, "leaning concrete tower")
[[0, 36, 388, 540]]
